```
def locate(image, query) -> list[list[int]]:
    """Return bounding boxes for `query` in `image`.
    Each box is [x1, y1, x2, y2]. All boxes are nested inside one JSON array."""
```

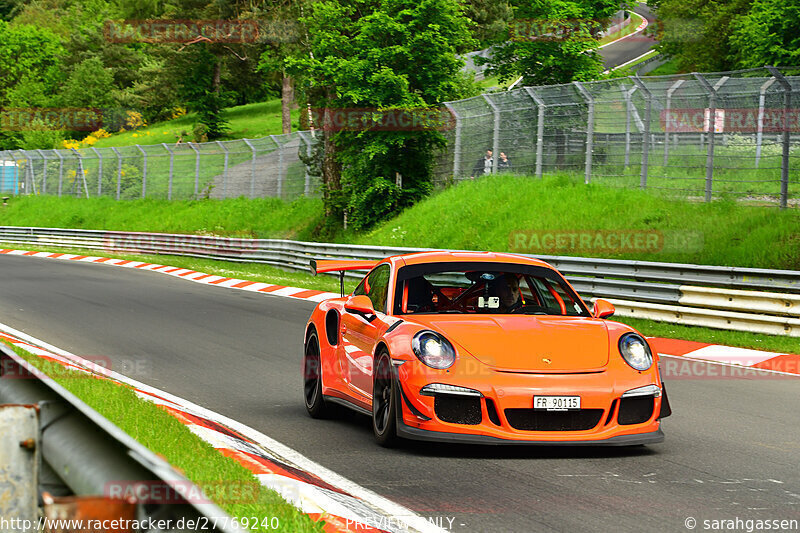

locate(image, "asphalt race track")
[[601, 4, 659, 71], [3, 254, 800, 532]]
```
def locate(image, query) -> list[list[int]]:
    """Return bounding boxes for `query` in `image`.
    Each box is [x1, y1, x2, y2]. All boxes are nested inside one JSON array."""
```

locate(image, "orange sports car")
[[303, 251, 670, 446]]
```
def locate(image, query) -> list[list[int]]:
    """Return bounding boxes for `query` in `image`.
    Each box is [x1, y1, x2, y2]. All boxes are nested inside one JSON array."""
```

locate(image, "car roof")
[[387, 251, 554, 270]]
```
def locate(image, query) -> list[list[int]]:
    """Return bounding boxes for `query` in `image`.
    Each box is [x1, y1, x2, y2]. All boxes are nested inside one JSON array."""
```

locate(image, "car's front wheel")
[[303, 331, 330, 418], [372, 350, 399, 447]]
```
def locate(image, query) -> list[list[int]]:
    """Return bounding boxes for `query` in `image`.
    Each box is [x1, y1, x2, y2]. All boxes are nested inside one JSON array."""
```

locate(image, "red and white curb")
[[0, 248, 339, 303], [0, 323, 445, 533]]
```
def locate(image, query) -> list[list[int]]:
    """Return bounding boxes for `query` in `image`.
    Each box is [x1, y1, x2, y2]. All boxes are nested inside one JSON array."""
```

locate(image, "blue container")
[[1, 162, 18, 194]]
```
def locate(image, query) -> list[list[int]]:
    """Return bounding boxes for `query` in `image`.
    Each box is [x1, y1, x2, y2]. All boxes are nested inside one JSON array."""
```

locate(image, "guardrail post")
[[693, 73, 722, 202], [444, 102, 462, 180], [524, 87, 546, 178], [161, 143, 174, 200], [90, 147, 102, 196], [242, 138, 257, 198], [110, 147, 122, 200], [135, 144, 147, 198], [766, 66, 792, 209], [664, 79, 685, 167], [269, 135, 284, 199], [55, 150, 64, 197], [216, 141, 229, 198], [36, 149, 48, 194], [189, 143, 200, 197], [756, 77, 776, 169], [573, 81, 594, 184], [631, 76, 652, 188], [482, 94, 501, 174]]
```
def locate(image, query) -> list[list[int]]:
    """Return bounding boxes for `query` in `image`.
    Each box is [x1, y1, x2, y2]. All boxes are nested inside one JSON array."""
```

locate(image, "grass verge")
[[3, 175, 798, 270], [4, 341, 324, 533], [0, 196, 323, 240], [2, 241, 796, 354]]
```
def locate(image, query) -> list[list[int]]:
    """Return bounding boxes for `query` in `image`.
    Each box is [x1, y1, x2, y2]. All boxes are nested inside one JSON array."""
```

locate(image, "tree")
[[60, 57, 115, 108], [729, 0, 800, 68], [464, 0, 513, 48], [0, 20, 65, 106], [651, 0, 753, 72], [482, 0, 619, 86], [289, 0, 476, 230]]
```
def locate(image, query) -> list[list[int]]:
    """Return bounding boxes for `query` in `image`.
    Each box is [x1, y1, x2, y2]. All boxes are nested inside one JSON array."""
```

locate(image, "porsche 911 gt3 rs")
[[303, 251, 671, 447]]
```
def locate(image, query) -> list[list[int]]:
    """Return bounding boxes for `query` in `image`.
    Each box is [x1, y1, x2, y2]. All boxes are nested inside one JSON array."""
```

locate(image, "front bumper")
[[397, 420, 664, 446], [393, 358, 668, 445]]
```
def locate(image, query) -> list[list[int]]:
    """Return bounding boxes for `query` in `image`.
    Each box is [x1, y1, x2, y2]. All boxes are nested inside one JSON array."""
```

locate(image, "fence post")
[[444, 102, 461, 180], [111, 147, 122, 200], [23, 152, 34, 194], [631, 76, 652, 189], [573, 81, 594, 184], [621, 84, 637, 168], [766, 66, 792, 209], [693, 73, 721, 202], [55, 150, 64, 197], [70, 148, 89, 198], [664, 79, 685, 167], [90, 147, 102, 196], [756, 77, 776, 169], [524, 87, 545, 178], [135, 145, 147, 198], [242, 138, 257, 198], [297, 131, 312, 196], [269, 135, 284, 199], [161, 143, 174, 200], [482, 94, 501, 174], [216, 141, 229, 198], [189, 143, 200, 197], [36, 149, 48, 194]]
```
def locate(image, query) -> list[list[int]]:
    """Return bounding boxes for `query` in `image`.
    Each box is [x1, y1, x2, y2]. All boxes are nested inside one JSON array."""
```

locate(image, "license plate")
[[534, 395, 580, 411]]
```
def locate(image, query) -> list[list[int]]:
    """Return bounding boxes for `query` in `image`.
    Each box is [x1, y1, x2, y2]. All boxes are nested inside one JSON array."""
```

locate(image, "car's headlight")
[[618, 333, 653, 371], [412, 331, 456, 369]]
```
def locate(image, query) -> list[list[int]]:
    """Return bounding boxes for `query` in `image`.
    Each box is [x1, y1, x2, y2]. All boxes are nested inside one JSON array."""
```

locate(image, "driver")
[[489, 273, 522, 312]]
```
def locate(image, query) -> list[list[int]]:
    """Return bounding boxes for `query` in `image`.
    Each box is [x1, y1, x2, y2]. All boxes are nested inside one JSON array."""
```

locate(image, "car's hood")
[[408, 315, 609, 372]]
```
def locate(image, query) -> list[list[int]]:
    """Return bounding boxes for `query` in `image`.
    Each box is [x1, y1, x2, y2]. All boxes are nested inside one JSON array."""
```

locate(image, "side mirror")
[[592, 298, 615, 319], [345, 294, 375, 315]]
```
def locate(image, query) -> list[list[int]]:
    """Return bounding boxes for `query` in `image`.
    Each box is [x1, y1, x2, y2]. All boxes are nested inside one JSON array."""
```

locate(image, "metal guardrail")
[[0, 343, 239, 531], [0, 226, 798, 336]]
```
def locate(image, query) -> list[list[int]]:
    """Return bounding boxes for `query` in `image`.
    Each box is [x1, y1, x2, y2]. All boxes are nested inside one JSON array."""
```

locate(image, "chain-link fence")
[[2, 66, 798, 207], [436, 66, 800, 208], [0, 131, 321, 201]]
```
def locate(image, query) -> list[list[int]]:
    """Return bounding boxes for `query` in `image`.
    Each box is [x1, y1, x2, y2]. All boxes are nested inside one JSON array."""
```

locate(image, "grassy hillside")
[[92, 100, 301, 148], [1, 175, 798, 269], [359, 175, 800, 270]]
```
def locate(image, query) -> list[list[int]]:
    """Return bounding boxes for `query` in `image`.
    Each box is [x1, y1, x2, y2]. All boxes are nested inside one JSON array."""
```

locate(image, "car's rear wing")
[[309, 259, 379, 296]]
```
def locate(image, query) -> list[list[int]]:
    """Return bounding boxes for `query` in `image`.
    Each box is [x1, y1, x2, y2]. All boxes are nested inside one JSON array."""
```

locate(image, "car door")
[[339, 264, 391, 399]]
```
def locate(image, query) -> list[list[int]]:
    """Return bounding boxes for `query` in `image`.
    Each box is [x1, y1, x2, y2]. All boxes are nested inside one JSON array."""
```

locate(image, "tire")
[[303, 331, 330, 418], [372, 350, 399, 447]]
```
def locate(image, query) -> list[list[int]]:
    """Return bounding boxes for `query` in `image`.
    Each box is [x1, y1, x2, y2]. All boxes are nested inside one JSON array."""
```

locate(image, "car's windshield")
[[393, 262, 590, 316]]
